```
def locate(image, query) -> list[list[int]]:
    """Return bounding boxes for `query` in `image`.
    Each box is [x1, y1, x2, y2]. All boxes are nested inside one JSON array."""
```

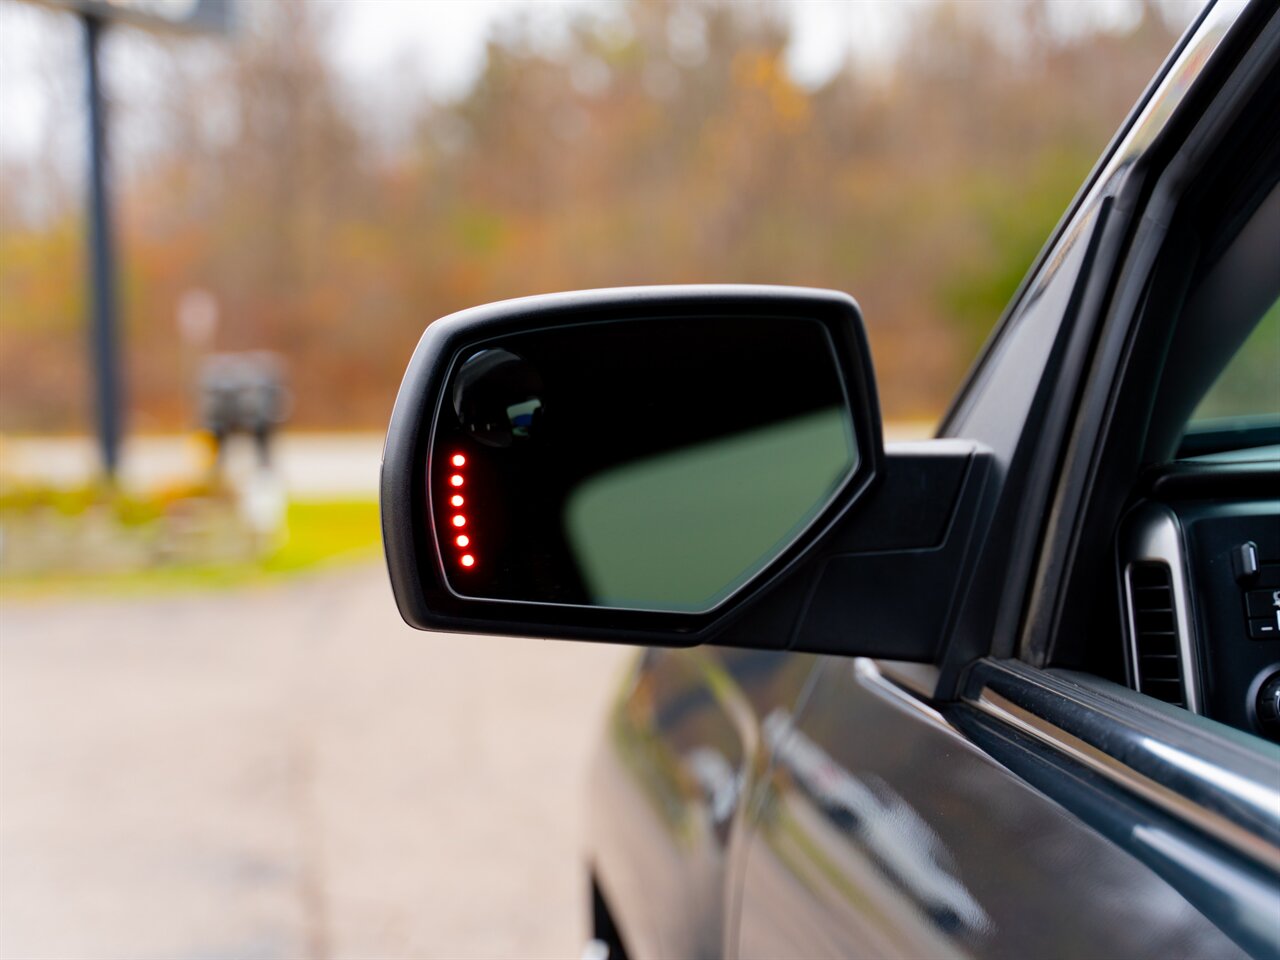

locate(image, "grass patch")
[[0, 499, 382, 599], [261, 500, 382, 574]]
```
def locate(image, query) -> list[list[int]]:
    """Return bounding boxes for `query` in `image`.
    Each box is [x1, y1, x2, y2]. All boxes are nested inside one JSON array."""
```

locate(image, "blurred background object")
[[0, 0, 1208, 957], [199, 351, 290, 468], [0, 0, 1206, 436], [24, 0, 236, 480]]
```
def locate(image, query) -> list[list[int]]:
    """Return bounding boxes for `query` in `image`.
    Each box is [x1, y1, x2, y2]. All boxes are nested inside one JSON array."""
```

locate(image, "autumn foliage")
[[0, 0, 1184, 433]]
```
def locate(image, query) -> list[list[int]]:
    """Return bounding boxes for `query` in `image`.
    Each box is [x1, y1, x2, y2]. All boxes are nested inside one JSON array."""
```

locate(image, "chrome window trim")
[[963, 659, 1280, 874]]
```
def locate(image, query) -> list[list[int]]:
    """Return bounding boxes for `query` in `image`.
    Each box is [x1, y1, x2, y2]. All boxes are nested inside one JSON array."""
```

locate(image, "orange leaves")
[[0, 0, 1185, 432], [731, 49, 810, 131]]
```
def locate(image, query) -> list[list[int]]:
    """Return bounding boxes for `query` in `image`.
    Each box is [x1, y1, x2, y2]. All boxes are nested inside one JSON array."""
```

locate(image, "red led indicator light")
[[444, 453, 476, 568]]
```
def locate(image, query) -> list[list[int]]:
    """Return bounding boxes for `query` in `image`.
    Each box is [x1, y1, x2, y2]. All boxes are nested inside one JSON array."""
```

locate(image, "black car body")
[[382, 2, 1280, 957]]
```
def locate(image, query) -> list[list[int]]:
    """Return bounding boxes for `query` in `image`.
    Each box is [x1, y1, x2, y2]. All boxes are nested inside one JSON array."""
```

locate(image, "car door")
[[588, 647, 823, 960], [731, 4, 1280, 958], [733, 658, 1251, 959]]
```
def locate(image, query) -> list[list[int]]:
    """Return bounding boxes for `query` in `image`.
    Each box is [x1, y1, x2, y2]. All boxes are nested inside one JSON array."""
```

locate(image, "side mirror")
[[383, 286, 992, 659]]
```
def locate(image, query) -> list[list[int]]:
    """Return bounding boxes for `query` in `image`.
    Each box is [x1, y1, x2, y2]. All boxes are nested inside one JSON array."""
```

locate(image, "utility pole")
[[24, 0, 234, 478], [82, 13, 124, 479]]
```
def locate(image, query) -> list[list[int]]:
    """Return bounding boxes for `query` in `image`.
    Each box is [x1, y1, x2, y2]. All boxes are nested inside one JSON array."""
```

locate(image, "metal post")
[[83, 14, 124, 479]]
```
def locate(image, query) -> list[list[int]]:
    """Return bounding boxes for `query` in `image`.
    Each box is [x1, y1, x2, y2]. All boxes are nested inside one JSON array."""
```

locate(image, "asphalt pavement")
[[0, 564, 630, 959]]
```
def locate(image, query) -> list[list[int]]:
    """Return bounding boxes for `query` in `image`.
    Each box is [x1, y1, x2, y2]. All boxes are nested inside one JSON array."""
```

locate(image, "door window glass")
[[1189, 295, 1280, 424]]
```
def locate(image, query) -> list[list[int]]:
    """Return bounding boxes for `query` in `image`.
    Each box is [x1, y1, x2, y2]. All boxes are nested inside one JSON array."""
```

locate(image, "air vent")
[[1127, 561, 1186, 706]]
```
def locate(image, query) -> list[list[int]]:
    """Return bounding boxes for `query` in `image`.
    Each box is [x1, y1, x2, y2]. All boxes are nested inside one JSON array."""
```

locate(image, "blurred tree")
[[0, 0, 1182, 432]]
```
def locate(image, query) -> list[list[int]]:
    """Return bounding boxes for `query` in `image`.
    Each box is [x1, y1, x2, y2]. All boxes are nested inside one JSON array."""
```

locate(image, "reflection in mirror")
[[431, 316, 856, 612]]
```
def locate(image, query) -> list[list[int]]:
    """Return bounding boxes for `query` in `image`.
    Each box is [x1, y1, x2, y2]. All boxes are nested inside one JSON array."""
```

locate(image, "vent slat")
[[1129, 561, 1185, 706]]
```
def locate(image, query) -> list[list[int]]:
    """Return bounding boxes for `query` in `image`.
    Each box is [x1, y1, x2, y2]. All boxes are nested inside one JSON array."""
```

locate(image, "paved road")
[[0, 564, 630, 960]]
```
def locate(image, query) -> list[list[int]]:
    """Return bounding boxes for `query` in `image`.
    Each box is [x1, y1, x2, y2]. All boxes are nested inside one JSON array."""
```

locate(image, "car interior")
[[1060, 70, 1280, 743]]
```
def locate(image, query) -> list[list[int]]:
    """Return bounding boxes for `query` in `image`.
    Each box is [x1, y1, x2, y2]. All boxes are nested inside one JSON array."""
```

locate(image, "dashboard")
[[1119, 446, 1280, 742]]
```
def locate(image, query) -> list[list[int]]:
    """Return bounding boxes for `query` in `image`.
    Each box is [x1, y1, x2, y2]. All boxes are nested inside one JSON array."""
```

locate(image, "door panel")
[[732, 658, 1245, 959], [588, 646, 821, 959]]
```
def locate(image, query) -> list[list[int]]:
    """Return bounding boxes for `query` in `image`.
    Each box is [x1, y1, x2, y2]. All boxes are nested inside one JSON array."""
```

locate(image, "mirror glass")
[[431, 316, 857, 612]]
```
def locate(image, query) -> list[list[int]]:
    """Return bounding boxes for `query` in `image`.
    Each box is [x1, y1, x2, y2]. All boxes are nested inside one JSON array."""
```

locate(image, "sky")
[[0, 0, 1206, 185]]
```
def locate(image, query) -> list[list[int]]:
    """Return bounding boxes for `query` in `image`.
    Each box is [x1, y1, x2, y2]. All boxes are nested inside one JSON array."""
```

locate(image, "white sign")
[[176, 288, 219, 346]]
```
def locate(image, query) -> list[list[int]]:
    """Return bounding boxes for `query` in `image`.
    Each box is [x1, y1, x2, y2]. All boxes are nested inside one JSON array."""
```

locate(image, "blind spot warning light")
[[442, 450, 476, 572]]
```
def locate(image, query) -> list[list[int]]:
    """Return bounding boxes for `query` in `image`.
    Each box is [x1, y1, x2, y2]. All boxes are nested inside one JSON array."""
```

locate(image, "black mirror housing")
[[383, 285, 995, 662], [382, 285, 885, 646]]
